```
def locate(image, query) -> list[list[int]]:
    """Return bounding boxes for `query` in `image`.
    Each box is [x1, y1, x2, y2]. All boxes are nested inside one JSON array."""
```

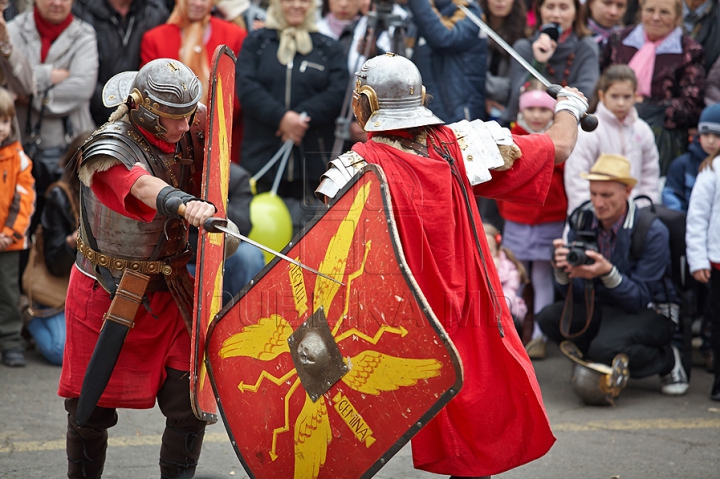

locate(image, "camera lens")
[[566, 249, 586, 266]]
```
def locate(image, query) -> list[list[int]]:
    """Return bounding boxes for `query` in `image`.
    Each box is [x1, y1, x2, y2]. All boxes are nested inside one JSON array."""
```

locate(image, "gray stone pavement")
[[1, 342, 719, 479]]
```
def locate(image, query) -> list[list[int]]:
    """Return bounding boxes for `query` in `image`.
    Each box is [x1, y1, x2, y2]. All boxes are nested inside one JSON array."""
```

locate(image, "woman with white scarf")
[[236, 0, 347, 230]]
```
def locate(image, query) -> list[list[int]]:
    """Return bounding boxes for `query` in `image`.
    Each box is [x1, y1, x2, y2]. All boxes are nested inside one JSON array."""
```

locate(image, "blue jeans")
[[188, 242, 265, 306], [27, 309, 65, 366]]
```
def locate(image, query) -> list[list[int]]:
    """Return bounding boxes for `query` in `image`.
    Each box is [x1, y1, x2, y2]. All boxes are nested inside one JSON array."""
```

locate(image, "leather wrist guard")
[[156, 186, 199, 218]]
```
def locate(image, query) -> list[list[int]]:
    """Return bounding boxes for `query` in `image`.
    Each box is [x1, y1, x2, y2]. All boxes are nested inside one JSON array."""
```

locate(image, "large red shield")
[[206, 165, 463, 478], [190, 45, 236, 423]]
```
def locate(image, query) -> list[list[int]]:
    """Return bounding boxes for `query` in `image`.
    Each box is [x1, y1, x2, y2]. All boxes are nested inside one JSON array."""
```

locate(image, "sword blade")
[[458, 4, 551, 88], [214, 224, 345, 286]]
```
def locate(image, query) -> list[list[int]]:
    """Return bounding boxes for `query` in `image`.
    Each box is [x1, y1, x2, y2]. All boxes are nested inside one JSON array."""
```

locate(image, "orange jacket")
[[0, 140, 35, 251]]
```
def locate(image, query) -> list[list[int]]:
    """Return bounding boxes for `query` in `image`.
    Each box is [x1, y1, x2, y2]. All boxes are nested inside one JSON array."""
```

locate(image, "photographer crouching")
[[536, 154, 689, 395]]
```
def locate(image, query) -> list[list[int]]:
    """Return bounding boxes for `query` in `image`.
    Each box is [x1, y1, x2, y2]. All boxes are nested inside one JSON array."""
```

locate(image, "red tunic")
[[58, 166, 192, 409], [352, 126, 556, 476]]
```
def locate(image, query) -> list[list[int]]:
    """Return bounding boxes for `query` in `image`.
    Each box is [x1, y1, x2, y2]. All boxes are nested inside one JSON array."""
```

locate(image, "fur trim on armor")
[[78, 156, 122, 187], [496, 144, 522, 171], [108, 104, 129, 123]]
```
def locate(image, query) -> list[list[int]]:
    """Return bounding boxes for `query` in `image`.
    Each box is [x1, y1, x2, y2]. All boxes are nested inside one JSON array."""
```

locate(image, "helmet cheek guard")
[[352, 85, 379, 131]]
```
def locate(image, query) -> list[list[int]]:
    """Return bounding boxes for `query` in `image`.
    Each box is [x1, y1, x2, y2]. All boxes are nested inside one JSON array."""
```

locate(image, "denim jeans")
[[188, 241, 265, 306], [27, 309, 65, 365]]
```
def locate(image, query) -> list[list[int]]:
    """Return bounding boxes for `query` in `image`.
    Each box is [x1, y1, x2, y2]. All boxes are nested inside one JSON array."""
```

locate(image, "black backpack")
[[630, 196, 691, 293]]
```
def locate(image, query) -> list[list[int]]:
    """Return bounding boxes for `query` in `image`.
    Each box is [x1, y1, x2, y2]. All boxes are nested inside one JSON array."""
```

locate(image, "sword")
[[175, 199, 345, 286], [76, 269, 150, 427], [203, 217, 345, 285], [457, 4, 598, 132], [176, 201, 345, 284]]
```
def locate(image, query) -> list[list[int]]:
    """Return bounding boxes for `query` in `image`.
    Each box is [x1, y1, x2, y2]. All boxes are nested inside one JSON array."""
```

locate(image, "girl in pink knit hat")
[[515, 83, 557, 134], [497, 82, 567, 359]]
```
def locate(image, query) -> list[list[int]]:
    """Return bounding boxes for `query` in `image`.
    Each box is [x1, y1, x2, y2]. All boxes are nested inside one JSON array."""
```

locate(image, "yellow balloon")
[[248, 192, 293, 264]]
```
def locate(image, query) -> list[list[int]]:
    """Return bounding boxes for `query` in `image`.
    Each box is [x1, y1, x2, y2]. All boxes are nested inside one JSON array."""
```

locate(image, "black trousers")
[[710, 270, 720, 372], [65, 367, 206, 479], [537, 299, 676, 378]]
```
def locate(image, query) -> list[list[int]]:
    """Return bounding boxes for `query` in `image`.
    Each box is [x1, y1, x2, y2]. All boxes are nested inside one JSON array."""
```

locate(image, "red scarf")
[[136, 124, 177, 153], [34, 7, 73, 63]]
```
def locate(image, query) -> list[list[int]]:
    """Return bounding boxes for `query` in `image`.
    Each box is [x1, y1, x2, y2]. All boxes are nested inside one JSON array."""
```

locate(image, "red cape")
[[352, 126, 556, 476]]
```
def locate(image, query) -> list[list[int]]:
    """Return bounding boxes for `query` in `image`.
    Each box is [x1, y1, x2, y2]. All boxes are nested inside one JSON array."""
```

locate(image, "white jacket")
[[686, 158, 720, 272], [564, 101, 660, 214]]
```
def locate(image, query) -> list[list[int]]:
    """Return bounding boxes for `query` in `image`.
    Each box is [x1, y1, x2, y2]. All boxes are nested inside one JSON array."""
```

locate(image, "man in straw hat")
[[537, 153, 688, 397]]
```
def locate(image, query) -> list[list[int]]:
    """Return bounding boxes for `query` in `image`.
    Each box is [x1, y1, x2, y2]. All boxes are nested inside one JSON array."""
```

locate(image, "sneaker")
[[525, 337, 546, 360], [2, 348, 26, 367], [661, 346, 689, 395]]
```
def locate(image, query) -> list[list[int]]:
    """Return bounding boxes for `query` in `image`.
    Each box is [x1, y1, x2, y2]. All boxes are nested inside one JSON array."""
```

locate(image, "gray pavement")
[[1, 342, 719, 479]]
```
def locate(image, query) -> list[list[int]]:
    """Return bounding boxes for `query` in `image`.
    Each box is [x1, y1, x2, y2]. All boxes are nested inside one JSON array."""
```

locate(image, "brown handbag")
[[22, 181, 78, 317]]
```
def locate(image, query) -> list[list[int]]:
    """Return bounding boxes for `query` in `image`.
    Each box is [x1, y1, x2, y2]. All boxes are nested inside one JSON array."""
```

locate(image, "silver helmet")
[[352, 53, 443, 132], [560, 341, 630, 406], [102, 59, 202, 140]]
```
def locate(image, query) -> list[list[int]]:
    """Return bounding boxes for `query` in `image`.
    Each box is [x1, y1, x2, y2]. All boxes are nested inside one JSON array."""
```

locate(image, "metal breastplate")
[[75, 121, 197, 282]]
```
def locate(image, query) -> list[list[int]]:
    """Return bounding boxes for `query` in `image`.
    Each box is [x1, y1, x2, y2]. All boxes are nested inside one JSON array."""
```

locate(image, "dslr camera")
[[565, 231, 598, 266]]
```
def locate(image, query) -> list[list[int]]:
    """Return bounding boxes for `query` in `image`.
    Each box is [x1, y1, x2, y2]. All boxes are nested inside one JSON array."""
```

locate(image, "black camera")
[[376, 0, 395, 15], [565, 229, 598, 266]]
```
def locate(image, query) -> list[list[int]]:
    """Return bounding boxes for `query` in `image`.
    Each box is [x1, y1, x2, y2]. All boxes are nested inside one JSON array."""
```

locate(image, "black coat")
[[408, 0, 488, 122], [72, 0, 169, 126], [41, 185, 77, 278], [690, 0, 720, 72], [236, 29, 348, 197]]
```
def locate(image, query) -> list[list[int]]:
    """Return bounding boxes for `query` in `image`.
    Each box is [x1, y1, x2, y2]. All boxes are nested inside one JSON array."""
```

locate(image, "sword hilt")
[[171, 201, 227, 233], [546, 85, 599, 132]]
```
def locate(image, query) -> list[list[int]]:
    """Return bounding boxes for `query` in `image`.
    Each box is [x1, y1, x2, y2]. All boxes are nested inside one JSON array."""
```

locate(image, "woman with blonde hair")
[[236, 0, 347, 230]]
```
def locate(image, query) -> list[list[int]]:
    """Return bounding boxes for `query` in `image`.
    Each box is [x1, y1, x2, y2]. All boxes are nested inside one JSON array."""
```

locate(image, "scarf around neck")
[[588, 18, 616, 45], [265, 0, 318, 66], [324, 12, 358, 39], [628, 30, 668, 98], [136, 122, 177, 153], [167, 1, 212, 105], [34, 7, 73, 63]]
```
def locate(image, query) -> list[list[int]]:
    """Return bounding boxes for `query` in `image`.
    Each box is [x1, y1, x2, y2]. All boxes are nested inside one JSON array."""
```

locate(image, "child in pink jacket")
[[485, 224, 528, 334], [565, 64, 660, 214]]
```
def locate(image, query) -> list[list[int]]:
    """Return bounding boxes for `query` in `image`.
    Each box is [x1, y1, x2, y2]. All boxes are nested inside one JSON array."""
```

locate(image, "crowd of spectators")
[[1, 0, 718, 401]]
